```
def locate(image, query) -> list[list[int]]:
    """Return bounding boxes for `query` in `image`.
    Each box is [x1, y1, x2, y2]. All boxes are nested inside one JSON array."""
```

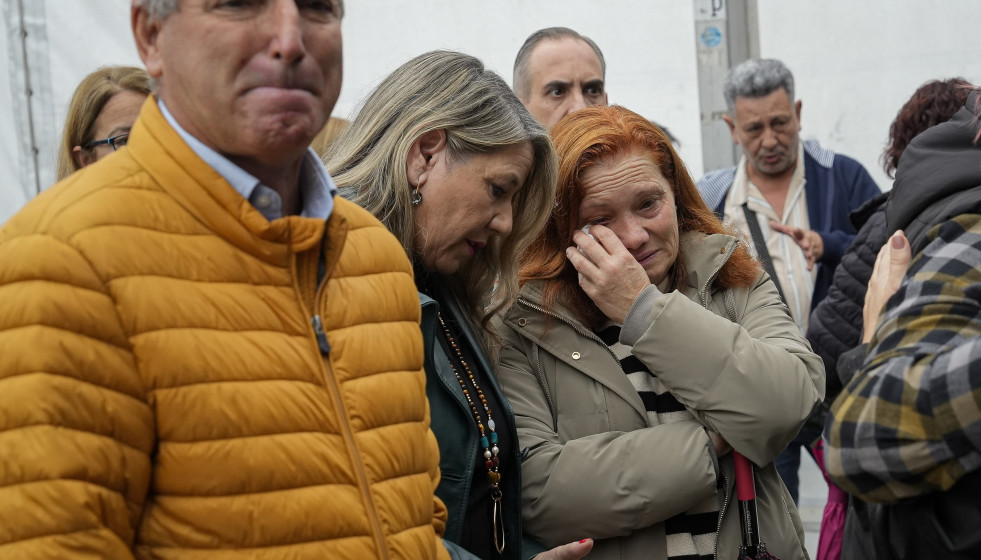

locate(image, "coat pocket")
[[752, 463, 809, 560]]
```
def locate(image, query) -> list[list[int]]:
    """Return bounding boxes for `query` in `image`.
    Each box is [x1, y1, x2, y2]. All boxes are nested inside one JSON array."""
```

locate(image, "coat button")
[[571, 352, 581, 360], [517, 318, 527, 326], [720, 246, 726, 254]]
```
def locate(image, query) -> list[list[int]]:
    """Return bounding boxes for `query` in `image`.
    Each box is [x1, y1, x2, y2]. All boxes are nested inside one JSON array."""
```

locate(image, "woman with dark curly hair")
[[882, 78, 971, 178]]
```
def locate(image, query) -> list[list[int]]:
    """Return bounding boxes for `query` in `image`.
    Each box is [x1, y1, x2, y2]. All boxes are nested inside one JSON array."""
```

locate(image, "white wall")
[[0, 0, 20, 218], [44, 0, 142, 147], [757, 0, 981, 191], [1, 0, 141, 222], [2, 0, 980, 224], [334, 0, 703, 175]]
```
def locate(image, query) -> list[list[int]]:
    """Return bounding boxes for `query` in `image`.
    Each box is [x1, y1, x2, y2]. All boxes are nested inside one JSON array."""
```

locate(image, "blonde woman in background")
[[57, 65, 151, 180]]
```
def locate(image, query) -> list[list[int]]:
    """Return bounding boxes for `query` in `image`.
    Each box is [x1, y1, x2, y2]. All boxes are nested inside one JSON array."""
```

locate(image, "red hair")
[[519, 105, 759, 328]]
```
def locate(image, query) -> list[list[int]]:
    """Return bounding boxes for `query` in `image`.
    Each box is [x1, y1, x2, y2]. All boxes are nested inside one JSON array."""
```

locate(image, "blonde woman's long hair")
[[57, 66, 151, 180], [326, 50, 557, 348]]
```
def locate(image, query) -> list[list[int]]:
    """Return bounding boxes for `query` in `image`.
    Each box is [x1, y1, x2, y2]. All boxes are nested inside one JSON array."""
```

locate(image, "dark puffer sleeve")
[[807, 203, 888, 402]]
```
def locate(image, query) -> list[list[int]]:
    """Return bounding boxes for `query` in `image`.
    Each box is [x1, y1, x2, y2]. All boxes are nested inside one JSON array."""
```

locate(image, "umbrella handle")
[[732, 451, 762, 553], [733, 451, 756, 500]]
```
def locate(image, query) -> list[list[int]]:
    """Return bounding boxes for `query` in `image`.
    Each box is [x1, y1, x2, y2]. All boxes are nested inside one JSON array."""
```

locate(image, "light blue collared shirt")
[[159, 100, 336, 221]]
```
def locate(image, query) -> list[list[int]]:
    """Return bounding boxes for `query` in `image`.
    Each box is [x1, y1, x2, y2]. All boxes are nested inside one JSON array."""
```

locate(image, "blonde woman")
[[327, 51, 593, 560], [57, 66, 151, 180]]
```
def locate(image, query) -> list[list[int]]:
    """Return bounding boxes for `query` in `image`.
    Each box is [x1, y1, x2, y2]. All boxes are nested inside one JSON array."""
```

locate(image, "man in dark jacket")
[[697, 58, 880, 501]]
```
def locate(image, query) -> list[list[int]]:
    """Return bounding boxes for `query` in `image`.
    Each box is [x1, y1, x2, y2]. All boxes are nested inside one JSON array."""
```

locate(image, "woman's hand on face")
[[566, 225, 651, 323], [534, 538, 594, 560]]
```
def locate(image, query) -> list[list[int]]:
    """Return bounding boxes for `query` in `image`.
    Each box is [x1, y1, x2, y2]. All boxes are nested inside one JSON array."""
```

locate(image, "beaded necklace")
[[437, 313, 506, 554]]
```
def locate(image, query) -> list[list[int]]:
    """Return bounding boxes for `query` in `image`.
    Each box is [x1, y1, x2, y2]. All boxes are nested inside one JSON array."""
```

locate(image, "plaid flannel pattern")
[[825, 213, 981, 503]]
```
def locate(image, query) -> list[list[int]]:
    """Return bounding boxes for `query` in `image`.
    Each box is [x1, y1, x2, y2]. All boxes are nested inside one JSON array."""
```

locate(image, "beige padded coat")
[[497, 232, 824, 560]]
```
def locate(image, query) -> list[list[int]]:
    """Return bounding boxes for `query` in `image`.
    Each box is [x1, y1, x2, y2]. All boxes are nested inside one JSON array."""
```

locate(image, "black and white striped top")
[[596, 324, 720, 560]]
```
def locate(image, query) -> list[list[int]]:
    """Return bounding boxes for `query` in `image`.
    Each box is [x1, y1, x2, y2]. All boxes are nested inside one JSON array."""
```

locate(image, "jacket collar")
[[127, 95, 326, 258], [679, 231, 741, 304], [159, 100, 337, 223], [420, 286, 516, 418]]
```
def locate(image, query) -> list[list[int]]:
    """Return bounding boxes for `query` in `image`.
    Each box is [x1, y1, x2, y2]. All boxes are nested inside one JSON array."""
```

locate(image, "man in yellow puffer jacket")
[[0, 1, 455, 559]]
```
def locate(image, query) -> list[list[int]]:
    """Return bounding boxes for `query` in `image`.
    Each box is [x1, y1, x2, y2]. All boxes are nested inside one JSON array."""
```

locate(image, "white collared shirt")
[[159, 100, 336, 221], [723, 142, 816, 333]]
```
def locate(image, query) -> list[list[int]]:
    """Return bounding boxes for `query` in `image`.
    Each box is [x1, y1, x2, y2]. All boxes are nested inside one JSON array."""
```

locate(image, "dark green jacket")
[[421, 289, 535, 560]]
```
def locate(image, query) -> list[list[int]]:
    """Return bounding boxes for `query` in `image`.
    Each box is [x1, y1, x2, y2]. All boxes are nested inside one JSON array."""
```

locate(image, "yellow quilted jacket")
[[0, 99, 450, 560]]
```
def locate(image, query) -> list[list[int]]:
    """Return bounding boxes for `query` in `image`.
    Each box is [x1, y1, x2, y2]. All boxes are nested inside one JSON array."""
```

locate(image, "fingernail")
[[891, 232, 905, 249], [579, 538, 590, 543]]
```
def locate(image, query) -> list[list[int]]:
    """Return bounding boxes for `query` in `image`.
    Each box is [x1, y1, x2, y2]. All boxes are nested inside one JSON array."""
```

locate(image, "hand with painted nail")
[[534, 538, 594, 559], [862, 230, 912, 343]]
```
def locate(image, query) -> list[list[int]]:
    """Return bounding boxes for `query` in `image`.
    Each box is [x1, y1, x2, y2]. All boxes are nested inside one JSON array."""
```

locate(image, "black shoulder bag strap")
[[741, 202, 787, 304]]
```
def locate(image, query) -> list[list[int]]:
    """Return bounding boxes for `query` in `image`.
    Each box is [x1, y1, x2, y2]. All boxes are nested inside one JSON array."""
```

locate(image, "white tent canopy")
[[3, 0, 981, 224]]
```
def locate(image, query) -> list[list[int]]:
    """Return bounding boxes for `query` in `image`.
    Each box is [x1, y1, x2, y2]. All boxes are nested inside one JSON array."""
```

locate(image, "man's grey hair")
[[132, 0, 344, 22], [723, 58, 795, 114], [512, 27, 605, 100], [133, 0, 179, 22]]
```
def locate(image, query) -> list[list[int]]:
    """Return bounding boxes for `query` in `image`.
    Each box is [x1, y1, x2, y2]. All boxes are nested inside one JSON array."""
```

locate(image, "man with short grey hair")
[[0, 1, 458, 558], [513, 27, 608, 130], [697, 57, 879, 502]]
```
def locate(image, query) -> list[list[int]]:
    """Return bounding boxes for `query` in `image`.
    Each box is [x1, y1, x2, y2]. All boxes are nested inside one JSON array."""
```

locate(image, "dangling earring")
[[411, 185, 423, 206]]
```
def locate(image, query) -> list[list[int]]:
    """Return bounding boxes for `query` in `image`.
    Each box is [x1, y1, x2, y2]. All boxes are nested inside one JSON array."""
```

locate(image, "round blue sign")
[[701, 26, 722, 48]]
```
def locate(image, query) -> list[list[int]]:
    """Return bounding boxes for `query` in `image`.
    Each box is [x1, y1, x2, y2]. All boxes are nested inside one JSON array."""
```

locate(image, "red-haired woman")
[[495, 105, 823, 560]]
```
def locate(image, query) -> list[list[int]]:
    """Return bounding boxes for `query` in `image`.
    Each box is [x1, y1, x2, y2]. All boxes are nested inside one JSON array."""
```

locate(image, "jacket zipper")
[[713, 469, 732, 560], [706, 239, 740, 560], [700, 240, 739, 308], [296, 249, 390, 560], [311, 314, 331, 354]]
